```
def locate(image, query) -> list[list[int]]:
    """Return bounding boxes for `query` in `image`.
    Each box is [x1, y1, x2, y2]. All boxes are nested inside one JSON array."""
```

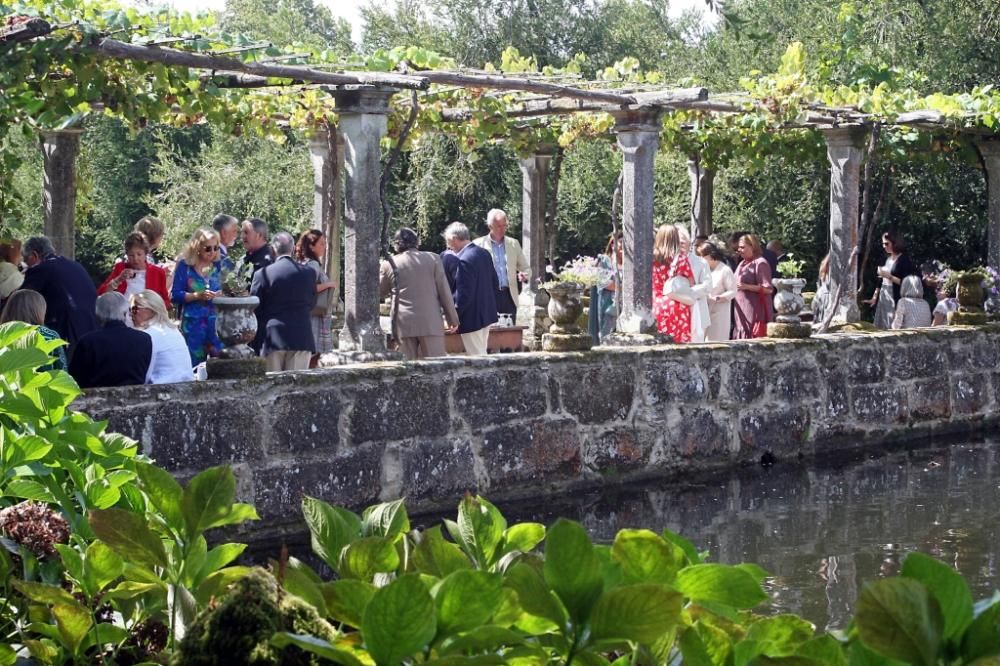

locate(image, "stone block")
[[102, 399, 265, 472], [952, 374, 990, 415], [253, 444, 383, 520], [825, 376, 850, 418], [480, 418, 581, 486], [769, 361, 820, 402], [397, 438, 477, 501], [269, 391, 341, 454], [666, 407, 731, 459], [887, 344, 946, 380], [848, 349, 885, 384], [738, 408, 810, 459], [558, 365, 635, 423], [454, 370, 547, 428], [350, 377, 449, 443], [700, 362, 722, 400], [973, 337, 1000, 368], [726, 360, 766, 403], [643, 361, 708, 405], [909, 380, 951, 421], [583, 427, 654, 475], [849, 385, 908, 422]]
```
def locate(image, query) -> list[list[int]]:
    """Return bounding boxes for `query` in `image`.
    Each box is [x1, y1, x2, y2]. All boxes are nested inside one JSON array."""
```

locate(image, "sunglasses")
[[130, 305, 143, 314], [201, 245, 219, 252]]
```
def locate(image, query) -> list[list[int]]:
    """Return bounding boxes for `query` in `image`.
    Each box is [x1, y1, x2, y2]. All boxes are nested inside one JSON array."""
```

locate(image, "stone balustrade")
[[77, 326, 1000, 538]]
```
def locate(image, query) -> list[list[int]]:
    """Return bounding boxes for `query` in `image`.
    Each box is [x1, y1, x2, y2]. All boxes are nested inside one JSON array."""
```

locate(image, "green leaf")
[[4, 478, 57, 502], [900, 552, 973, 640], [362, 498, 410, 538], [86, 540, 125, 591], [456, 495, 506, 567], [282, 558, 327, 615], [743, 614, 815, 657], [590, 584, 684, 644], [961, 598, 1000, 662], [89, 508, 168, 569], [362, 574, 437, 666], [662, 529, 702, 565], [181, 465, 236, 538], [136, 461, 184, 529], [439, 625, 525, 655], [81, 624, 129, 650], [795, 635, 848, 666], [52, 602, 93, 655], [271, 633, 364, 666], [675, 564, 768, 609], [193, 566, 255, 606], [340, 536, 400, 581], [12, 580, 78, 606], [323, 579, 376, 627], [502, 523, 545, 554], [434, 570, 504, 635], [856, 578, 943, 666], [0, 644, 15, 666], [506, 562, 567, 628], [412, 525, 471, 578], [544, 519, 602, 625], [611, 529, 683, 584], [302, 496, 361, 571]]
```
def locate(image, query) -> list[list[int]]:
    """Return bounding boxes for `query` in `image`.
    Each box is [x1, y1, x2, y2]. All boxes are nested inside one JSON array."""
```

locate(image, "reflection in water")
[[502, 437, 1000, 631]]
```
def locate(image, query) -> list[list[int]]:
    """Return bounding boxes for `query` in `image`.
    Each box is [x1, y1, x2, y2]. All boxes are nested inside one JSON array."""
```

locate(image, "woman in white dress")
[[697, 242, 738, 342], [129, 290, 193, 384]]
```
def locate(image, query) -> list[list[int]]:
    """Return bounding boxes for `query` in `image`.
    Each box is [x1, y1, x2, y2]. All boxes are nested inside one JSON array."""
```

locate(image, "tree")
[[221, 0, 354, 54]]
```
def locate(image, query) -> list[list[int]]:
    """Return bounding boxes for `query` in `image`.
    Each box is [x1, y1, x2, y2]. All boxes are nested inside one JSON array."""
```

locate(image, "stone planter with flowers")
[[767, 254, 811, 338], [541, 256, 613, 352]]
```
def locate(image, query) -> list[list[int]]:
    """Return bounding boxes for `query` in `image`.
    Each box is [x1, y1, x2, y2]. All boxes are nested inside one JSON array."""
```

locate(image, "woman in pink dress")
[[733, 233, 774, 339], [651, 224, 694, 343]]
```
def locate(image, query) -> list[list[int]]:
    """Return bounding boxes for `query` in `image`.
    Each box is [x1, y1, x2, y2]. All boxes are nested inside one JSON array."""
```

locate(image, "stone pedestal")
[[823, 127, 866, 324], [324, 87, 401, 362], [976, 139, 1000, 268], [611, 109, 661, 341], [688, 157, 715, 238], [40, 129, 83, 260], [518, 151, 553, 350]]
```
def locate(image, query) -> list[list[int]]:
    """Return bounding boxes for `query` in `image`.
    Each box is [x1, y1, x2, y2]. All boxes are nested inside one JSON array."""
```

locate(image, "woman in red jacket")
[[98, 232, 170, 326]]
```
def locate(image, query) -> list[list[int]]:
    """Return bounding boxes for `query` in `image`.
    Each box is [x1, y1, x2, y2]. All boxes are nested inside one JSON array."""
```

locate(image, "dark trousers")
[[497, 287, 517, 323]]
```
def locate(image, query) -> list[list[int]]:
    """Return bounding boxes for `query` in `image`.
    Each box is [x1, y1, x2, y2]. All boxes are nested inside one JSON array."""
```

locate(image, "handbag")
[[664, 276, 695, 306]]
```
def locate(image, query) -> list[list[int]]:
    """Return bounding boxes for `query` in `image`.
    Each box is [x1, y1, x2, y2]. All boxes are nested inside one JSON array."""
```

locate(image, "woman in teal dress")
[[171, 228, 224, 365]]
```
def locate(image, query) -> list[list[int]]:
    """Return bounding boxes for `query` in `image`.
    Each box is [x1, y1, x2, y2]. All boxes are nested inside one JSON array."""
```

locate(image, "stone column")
[[976, 139, 1000, 268], [40, 129, 83, 260], [326, 87, 397, 357], [822, 127, 866, 324], [518, 151, 552, 350], [608, 109, 662, 338], [308, 127, 344, 316], [688, 157, 715, 238]]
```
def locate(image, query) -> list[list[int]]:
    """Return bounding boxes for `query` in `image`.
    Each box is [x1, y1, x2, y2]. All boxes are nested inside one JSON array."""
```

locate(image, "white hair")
[[443, 222, 470, 242], [95, 292, 128, 325], [486, 209, 507, 227]]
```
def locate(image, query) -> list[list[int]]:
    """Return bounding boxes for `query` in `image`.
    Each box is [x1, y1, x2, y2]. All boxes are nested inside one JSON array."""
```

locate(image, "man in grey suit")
[[379, 228, 459, 360], [251, 232, 316, 371]]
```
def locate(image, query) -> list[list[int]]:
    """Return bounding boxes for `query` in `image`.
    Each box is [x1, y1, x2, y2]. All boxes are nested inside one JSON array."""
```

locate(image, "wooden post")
[[40, 129, 83, 260]]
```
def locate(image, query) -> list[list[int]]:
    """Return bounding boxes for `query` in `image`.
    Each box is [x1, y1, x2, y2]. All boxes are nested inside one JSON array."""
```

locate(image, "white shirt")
[[144, 323, 194, 384]]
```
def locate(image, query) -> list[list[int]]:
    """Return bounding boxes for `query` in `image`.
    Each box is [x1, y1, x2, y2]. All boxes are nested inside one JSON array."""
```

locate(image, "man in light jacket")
[[473, 208, 530, 324], [379, 228, 459, 360], [677, 225, 711, 343]]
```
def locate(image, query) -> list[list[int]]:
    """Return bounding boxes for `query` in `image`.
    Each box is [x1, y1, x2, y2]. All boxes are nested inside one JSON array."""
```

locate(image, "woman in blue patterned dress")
[[171, 228, 224, 365]]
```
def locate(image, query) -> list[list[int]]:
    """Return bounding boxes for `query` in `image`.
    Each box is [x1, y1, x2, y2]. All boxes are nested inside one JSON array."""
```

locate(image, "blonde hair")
[[739, 234, 763, 259], [181, 228, 220, 266], [0, 289, 46, 325], [653, 224, 680, 264], [130, 290, 175, 329]]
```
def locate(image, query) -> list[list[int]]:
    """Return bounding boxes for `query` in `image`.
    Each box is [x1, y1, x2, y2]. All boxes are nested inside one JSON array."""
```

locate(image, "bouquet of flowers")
[[546, 256, 615, 290]]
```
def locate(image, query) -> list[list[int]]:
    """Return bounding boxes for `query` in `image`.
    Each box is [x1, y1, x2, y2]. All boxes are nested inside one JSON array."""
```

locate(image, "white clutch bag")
[[664, 276, 695, 305]]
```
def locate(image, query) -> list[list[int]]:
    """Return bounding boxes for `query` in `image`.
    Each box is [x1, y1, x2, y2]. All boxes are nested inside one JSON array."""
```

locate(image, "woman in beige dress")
[[697, 242, 737, 342]]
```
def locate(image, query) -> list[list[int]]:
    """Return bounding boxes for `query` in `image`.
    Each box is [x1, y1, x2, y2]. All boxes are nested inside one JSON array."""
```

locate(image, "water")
[[501, 437, 1000, 631]]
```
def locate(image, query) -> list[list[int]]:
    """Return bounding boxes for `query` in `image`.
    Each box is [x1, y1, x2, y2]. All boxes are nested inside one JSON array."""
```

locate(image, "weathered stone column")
[[327, 87, 397, 357], [822, 127, 866, 324], [976, 139, 1000, 268], [688, 157, 715, 238], [40, 129, 83, 259], [518, 151, 552, 350], [308, 126, 344, 315], [608, 109, 662, 338]]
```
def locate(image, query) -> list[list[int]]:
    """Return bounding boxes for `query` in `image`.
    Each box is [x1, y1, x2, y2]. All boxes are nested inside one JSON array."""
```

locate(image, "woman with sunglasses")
[[863, 230, 915, 329], [129, 290, 192, 383], [170, 228, 224, 365], [98, 232, 171, 326]]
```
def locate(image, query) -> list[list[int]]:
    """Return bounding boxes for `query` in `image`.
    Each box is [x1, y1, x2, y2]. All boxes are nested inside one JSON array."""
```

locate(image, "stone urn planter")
[[214, 295, 260, 359], [949, 274, 988, 325], [767, 277, 811, 338], [542, 282, 592, 351]]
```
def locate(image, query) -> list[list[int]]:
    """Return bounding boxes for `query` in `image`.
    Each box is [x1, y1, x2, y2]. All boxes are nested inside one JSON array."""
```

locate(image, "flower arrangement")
[[941, 266, 991, 293], [544, 255, 615, 290], [221, 261, 254, 297], [776, 253, 805, 278]]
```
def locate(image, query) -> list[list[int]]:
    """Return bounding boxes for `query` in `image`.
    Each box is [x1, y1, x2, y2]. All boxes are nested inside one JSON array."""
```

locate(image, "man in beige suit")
[[379, 228, 459, 360], [472, 208, 530, 324]]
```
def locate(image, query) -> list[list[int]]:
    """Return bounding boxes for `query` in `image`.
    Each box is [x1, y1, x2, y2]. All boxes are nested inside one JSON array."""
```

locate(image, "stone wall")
[[77, 326, 1000, 537]]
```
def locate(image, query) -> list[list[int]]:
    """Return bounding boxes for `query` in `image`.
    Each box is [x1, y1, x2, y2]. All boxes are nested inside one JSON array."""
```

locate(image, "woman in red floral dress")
[[651, 224, 694, 343]]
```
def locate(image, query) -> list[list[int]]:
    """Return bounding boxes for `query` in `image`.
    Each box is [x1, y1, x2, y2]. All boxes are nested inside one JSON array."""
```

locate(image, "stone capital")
[[610, 108, 663, 135], [821, 125, 867, 150], [326, 86, 398, 116]]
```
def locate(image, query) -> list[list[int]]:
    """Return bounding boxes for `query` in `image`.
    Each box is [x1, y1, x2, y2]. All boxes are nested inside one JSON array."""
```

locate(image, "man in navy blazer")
[[442, 222, 498, 355], [20, 236, 98, 354], [69, 292, 151, 388], [250, 232, 316, 371]]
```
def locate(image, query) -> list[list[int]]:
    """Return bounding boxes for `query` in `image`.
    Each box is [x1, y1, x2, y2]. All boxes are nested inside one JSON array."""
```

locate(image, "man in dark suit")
[[240, 217, 276, 353], [442, 222, 498, 355], [251, 232, 316, 371], [20, 236, 98, 354], [69, 292, 151, 388]]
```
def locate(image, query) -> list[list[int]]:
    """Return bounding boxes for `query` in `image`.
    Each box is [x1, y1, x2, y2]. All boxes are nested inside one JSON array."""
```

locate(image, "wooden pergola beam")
[[417, 70, 639, 105], [0, 17, 52, 43], [439, 87, 708, 121]]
